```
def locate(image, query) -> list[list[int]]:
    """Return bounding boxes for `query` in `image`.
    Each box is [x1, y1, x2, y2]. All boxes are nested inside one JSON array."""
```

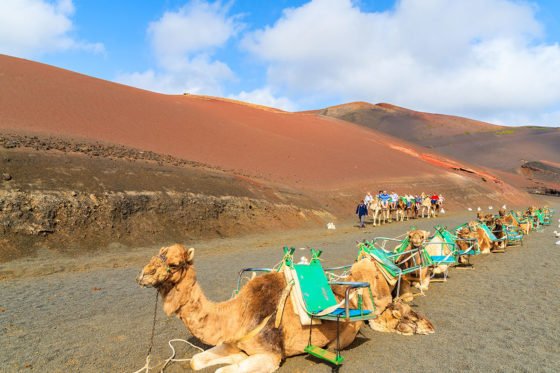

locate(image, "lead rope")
[[133, 291, 160, 373], [132, 291, 205, 373]]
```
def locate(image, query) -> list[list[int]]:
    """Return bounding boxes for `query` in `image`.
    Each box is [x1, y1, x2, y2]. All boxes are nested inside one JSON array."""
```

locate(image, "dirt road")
[[1, 205, 559, 372]]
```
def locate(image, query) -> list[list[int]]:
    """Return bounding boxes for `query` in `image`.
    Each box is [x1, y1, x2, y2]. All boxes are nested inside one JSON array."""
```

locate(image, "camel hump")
[[241, 272, 286, 323]]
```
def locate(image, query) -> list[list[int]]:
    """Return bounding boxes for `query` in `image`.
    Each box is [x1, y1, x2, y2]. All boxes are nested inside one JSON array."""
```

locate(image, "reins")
[[132, 291, 160, 373]]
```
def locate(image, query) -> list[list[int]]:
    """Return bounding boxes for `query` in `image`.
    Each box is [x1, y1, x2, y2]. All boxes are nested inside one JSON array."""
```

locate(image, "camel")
[[368, 196, 383, 226], [366, 230, 432, 300], [515, 211, 533, 234], [136, 244, 430, 372], [502, 212, 531, 235], [399, 230, 432, 293], [492, 217, 508, 251], [137, 244, 367, 372], [395, 199, 407, 222], [347, 246, 435, 335], [467, 221, 493, 254], [369, 196, 389, 226], [455, 227, 479, 265], [477, 214, 506, 252], [405, 195, 416, 220], [419, 194, 433, 218]]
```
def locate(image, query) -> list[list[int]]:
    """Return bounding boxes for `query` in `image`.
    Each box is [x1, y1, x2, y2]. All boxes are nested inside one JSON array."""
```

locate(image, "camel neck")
[[161, 266, 227, 346]]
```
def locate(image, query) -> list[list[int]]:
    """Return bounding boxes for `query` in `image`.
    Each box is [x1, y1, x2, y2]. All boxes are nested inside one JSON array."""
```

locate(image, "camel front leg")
[[215, 352, 281, 373], [190, 343, 248, 371]]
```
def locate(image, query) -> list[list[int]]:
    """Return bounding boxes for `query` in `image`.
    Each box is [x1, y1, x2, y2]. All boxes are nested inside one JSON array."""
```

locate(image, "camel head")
[[484, 214, 496, 227], [467, 221, 479, 232], [372, 301, 435, 336], [137, 244, 195, 288], [408, 229, 429, 248], [498, 208, 506, 217]]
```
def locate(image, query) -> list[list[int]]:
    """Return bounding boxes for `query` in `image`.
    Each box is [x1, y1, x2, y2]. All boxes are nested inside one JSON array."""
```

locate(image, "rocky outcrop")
[[0, 190, 330, 262]]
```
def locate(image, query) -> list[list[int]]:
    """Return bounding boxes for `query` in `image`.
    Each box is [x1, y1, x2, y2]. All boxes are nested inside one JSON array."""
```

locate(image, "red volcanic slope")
[[0, 54, 458, 188], [0, 54, 530, 205]]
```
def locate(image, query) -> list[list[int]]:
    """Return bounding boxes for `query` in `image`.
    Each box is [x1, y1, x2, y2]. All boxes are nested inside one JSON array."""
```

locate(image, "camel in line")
[[455, 226, 479, 265], [137, 244, 432, 372], [503, 212, 532, 235], [419, 194, 434, 218], [368, 196, 389, 226], [467, 221, 493, 254], [347, 259, 435, 335]]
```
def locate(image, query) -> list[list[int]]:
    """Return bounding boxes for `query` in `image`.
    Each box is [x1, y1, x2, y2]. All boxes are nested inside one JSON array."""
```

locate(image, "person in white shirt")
[[390, 192, 398, 210], [364, 192, 373, 206]]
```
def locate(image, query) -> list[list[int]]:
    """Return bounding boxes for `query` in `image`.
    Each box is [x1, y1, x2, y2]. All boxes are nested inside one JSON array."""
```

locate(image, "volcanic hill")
[[0, 54, 534, 260], [317, 102, 560, 191]]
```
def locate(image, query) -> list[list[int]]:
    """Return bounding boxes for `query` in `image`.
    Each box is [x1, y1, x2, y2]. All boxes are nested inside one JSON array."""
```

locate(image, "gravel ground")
[[1, 204, 559, 373]]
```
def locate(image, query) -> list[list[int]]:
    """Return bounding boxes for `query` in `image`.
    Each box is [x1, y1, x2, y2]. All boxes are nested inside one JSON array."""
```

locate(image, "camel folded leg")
[[215, 352, 281, 373], [190, 343, 248, 371]]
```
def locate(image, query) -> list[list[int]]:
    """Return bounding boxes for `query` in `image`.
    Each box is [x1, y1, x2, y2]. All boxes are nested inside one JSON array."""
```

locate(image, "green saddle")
[[294, 261, 372, 321]]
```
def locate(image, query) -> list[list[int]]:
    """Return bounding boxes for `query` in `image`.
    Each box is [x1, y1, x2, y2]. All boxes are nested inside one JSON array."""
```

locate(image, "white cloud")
[[243, 0, 560, 126], [0, 0, 104, 57], [117, 55, 233, 95], [229, 87, 296, 111], [118, 1, 239, 95]]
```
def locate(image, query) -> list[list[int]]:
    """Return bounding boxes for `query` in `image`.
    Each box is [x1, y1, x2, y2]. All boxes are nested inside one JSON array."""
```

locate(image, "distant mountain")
[[317, 102, 560, 189]]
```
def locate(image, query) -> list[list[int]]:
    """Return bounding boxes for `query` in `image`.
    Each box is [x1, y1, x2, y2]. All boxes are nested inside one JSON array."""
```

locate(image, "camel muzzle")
[[136, 270, 153, 287]]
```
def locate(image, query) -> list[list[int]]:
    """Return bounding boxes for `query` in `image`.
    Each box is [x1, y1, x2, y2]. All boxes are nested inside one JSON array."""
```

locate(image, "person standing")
[[356, 200, 368, 228]]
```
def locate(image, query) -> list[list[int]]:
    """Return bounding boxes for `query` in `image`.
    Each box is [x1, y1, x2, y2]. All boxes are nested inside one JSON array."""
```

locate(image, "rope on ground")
[[160, 339, 205, 372]]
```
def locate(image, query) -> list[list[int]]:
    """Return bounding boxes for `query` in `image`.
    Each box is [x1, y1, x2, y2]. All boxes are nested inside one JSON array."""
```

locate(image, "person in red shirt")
[[430, 194, 439, 206]]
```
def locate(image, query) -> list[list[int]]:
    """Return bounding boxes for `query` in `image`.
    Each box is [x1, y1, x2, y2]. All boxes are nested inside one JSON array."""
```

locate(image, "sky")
[[1, 0, 560, 127]]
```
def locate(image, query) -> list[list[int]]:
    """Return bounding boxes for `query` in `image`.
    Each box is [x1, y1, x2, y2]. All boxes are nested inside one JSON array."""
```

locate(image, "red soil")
[[0, 55, 532, 206], [0, 55, 452, 188]]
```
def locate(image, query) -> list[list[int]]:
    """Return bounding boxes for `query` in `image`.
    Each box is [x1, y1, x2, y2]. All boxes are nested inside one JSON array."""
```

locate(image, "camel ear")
[[185, 247, 195, 263], [391, 309, 402, 319]]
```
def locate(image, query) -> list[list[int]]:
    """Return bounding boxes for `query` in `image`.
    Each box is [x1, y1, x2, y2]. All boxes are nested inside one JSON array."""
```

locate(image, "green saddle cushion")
[[478, 222, 499, 241], [294, 263, 338, 314], [367, 247, 402, 277]]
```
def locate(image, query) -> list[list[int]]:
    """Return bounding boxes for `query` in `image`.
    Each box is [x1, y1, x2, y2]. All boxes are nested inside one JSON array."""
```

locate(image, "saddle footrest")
[[304, 345, 344, 365]]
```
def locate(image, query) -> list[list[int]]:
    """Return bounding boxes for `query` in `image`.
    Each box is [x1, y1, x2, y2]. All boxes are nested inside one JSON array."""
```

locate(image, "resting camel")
[[137, 244, 430, 372], [399, 230, 432, 294], [455, 227, 478, 264], [468, 221, 492, 254], [513, 211, 532, 234], [502, 213, 528, 235], [480, 215, 506, 251], [367, 230, 432, 301], [492, 217, 508, 251], [347, 234, 435, 335]]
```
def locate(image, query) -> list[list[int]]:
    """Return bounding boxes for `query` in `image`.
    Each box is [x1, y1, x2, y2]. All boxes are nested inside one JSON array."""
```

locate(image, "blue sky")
[[1, 0, 560, 126]]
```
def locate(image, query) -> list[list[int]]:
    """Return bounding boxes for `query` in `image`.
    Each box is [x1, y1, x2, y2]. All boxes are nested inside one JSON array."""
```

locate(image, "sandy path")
[[1, 205, 559, 372]]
